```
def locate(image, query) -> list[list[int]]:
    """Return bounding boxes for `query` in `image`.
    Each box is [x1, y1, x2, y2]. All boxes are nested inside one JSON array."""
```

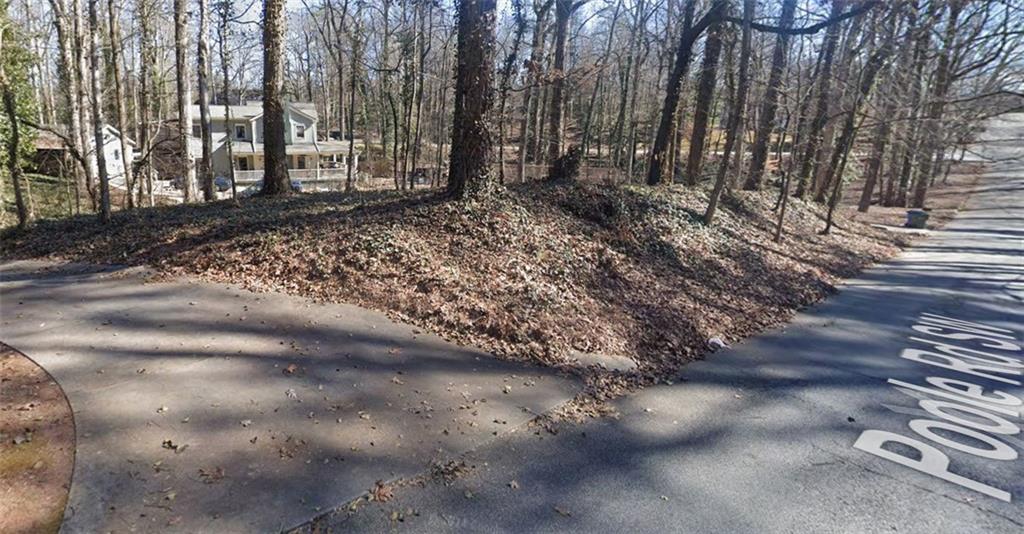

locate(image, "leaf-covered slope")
[[2, 183, 899, 375]]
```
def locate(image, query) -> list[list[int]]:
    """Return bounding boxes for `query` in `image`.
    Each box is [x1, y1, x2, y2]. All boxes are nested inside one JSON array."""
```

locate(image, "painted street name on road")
[[854, 312, 1022, 502]]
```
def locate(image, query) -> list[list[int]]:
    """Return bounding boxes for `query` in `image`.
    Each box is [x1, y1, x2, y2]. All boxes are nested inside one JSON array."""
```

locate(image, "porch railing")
[[232, 168, 352, 184]]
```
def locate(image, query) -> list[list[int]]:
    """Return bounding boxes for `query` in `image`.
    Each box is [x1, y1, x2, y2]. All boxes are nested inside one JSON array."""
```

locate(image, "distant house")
[[31, 125, 134, 184], [92, 125, 135, 187], [188, 101, 358, 189]]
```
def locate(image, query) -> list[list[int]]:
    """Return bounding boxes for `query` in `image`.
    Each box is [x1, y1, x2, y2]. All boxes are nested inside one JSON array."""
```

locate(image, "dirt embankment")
[[0, 345, 75, 534]]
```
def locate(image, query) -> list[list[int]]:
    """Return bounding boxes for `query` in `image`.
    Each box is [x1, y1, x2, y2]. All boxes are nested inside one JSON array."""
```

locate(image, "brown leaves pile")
[[2, 183, 898, 386]]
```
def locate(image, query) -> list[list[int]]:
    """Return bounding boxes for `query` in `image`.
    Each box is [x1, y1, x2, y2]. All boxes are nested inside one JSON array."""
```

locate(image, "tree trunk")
[[174, 0, 195, 201], [580, 0, 622, 160], [743, 0, 796, 190], [88, 0, 110, 221], [215, 0, 237, 199], [137, 0, 155, 206], [447, 0, 498, 199], [107, 0, 135, 209], [823, 18, 896, 233], [646, 0, 724, 185], [346, 9, 362, 192], [518, 1, 553, 182], [197, 0, 215, 201], [0, 44, 31, 229], [73, 0, 96, 207], [794, 0, 844, 199], [664, 0, 697, 183], [545, 0, 579, 164], [911, 0, 960, 208], [683, 19, 724, 185], [705, 0, 752, 224], [46, 0, 90, 205], [261, 0, 291, 195]]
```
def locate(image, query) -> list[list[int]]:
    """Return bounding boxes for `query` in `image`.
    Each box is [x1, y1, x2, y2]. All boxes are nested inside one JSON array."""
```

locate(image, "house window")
[[237, 157, 249, 170], [297, 156, 306, 170], [295, 124, 306, 140], [192, 125, 201, 137], [113, 149, 120, 160], [235, 125, 246, 140]]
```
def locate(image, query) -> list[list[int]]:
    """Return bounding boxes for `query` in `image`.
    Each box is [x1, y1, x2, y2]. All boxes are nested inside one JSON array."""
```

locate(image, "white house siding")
[[88, 125, 134, 184]]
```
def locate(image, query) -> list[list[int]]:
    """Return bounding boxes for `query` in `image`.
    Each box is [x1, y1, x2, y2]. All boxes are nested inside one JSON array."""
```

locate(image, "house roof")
[[34, 130, 64, 150], [191, 104, 264, 121], [191, 102, 319, 122], [103, 124, 136, 147], [33, 124, 135, 149]]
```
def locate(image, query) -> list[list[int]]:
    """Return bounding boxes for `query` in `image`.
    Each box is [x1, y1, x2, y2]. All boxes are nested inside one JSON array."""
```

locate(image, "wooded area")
[[1, 0, 1022, 232]]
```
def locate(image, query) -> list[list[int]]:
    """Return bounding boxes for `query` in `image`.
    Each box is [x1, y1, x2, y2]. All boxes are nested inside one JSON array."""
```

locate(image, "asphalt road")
[[327, 116, 1024, 533]]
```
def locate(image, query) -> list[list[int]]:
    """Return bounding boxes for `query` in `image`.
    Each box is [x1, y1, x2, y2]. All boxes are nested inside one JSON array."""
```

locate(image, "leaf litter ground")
[[2, 182, 904, 408]]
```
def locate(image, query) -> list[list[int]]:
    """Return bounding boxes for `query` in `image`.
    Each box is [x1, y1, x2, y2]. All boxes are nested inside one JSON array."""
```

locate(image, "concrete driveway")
[[0, 261, 578, 532]]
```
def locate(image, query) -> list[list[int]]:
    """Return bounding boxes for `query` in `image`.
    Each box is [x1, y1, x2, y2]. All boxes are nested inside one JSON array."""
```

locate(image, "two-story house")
[[188, 101, 358, 188]]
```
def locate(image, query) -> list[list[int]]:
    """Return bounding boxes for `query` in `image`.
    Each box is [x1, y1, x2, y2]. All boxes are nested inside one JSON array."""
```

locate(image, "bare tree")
[[197, 0, 215, 201], [683, 17, 725, 185], [646, 0, 725, 185], [911, 0, 962, 208], [705, 0, 753, 224], [87, 0, 110, 221], [174, 0, 195, 201], [742, 0, 796, 191], [545, 0, 586, 165], [107, 0, 135, 209]]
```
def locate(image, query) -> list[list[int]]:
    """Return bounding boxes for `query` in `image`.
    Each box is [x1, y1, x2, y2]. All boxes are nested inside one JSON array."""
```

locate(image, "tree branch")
[[724, 1, 879, 36]]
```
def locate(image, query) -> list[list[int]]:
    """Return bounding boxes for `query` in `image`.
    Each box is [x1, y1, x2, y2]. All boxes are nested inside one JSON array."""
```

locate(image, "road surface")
[[326, 116, 1024, 533]]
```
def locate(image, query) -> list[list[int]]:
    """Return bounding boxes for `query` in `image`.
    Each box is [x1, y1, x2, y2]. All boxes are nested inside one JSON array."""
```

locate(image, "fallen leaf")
[[199, 467, 226, 484]]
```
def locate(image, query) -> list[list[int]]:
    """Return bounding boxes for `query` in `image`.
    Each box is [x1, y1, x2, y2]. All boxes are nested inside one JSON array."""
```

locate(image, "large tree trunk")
[[545, 0, 580, 164], [88, 0, 110, 222], [261, 0, 291, 195], [646, 1, 724, 185], [107, 0, 135, 209], [197, 0, 215, 201], [683, 19, 724, 185], [705, 0, 752, 224], [742, 0, 796, 190], [447, 0, 498, 199], [174, 0, 195, 201], [664, 0, 697, 183], [911, 0, 961, 208]]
